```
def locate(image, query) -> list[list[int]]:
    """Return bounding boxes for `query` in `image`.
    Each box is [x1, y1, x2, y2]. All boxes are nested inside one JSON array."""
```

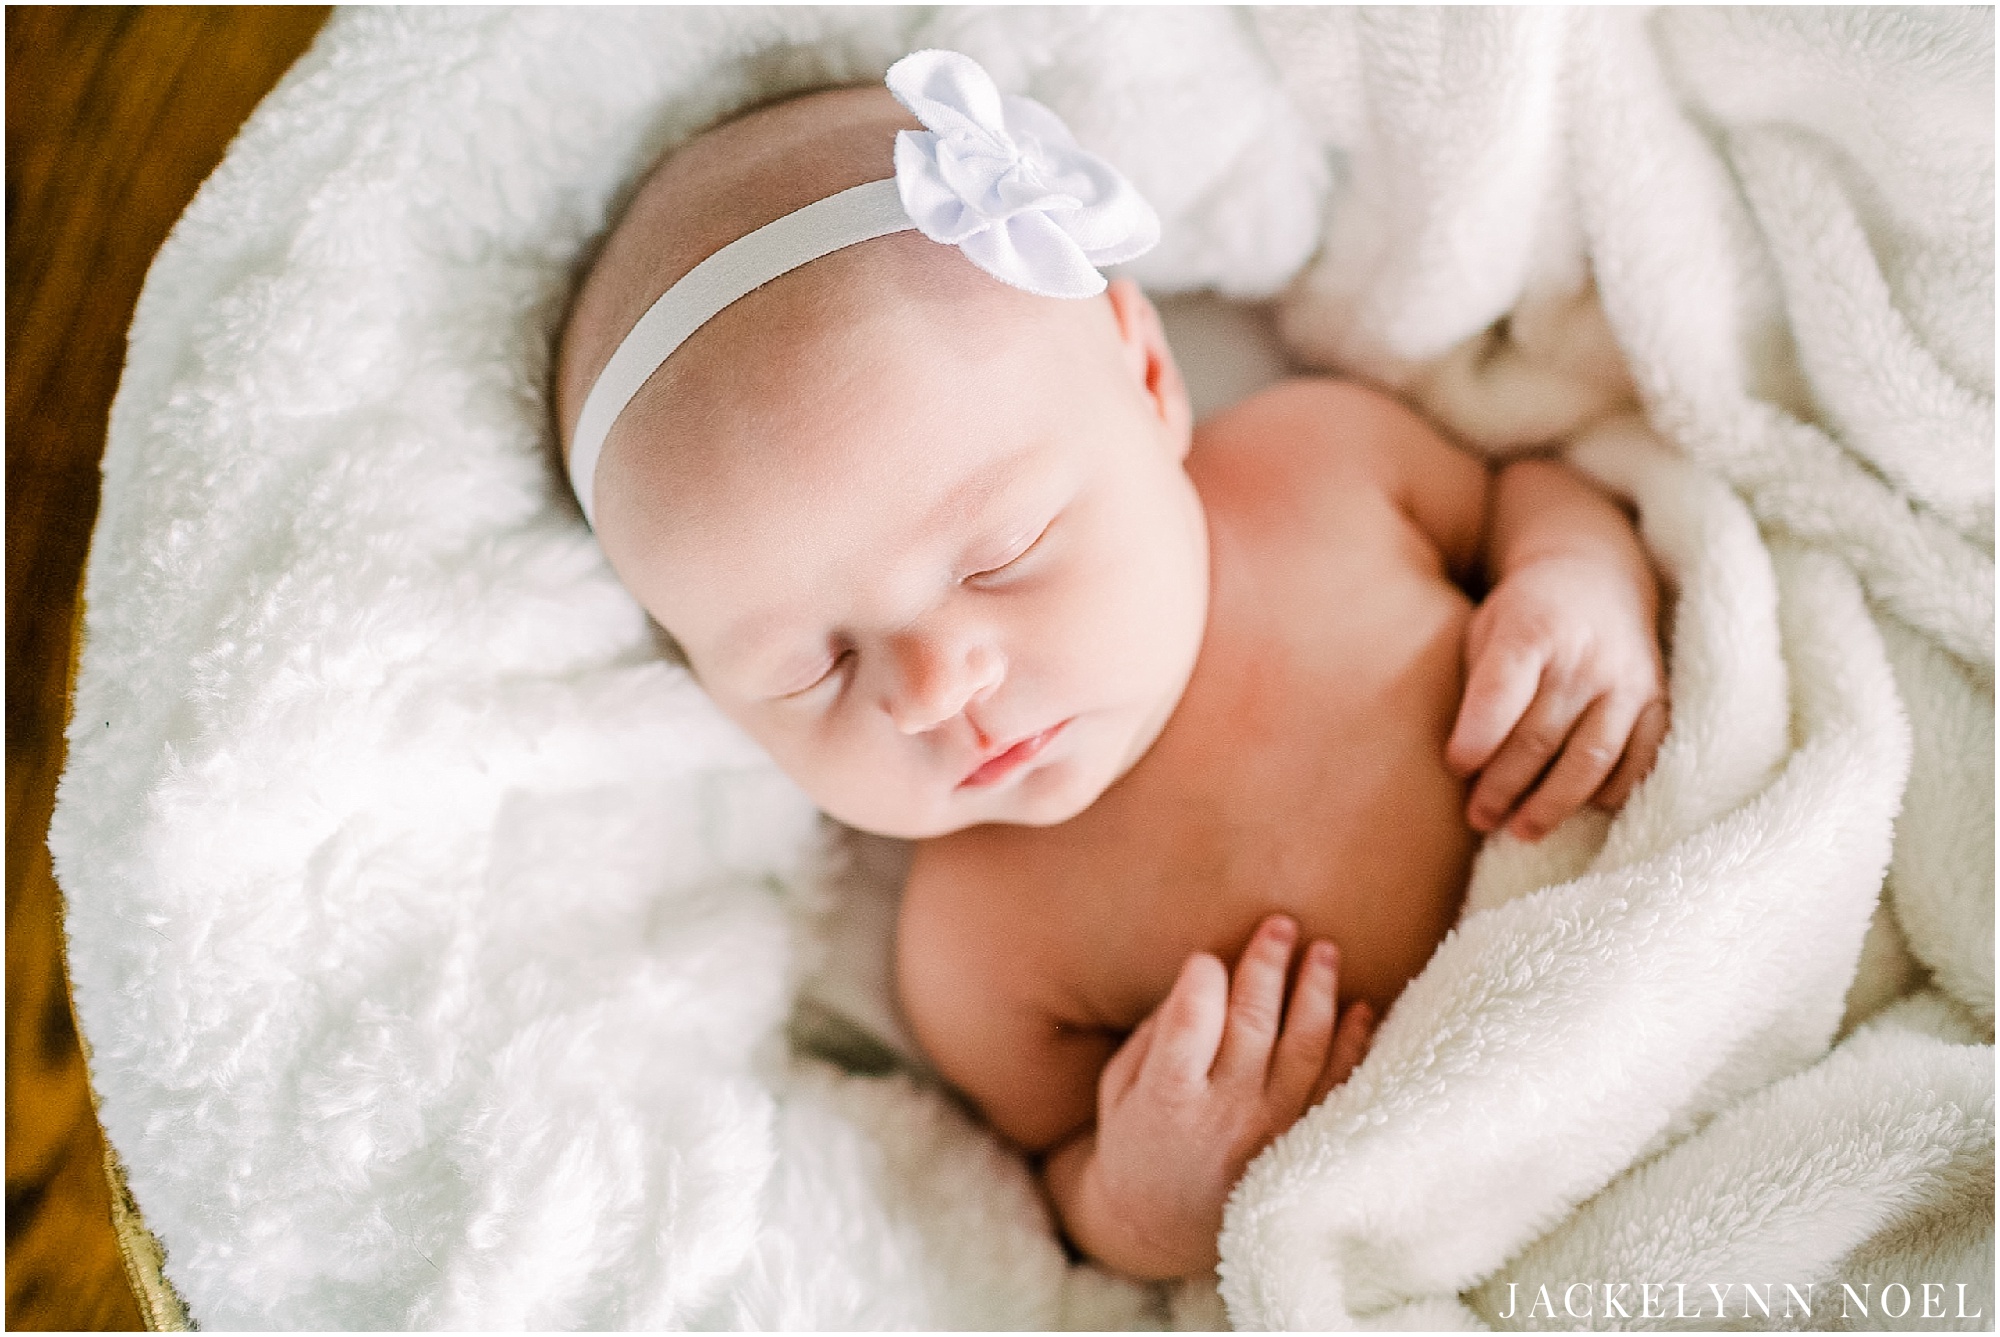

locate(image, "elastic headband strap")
[[568, 49, 1161, 530], [568, 177, 913, 529]]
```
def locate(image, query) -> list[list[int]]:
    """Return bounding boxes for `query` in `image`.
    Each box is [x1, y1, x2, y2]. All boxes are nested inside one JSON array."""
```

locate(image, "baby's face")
[[595, 274, 1206, 839]]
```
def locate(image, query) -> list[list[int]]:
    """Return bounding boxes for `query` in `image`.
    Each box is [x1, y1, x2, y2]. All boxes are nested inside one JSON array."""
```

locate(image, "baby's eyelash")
[[778, 648, 852, 701], [964, 517, 1054, 585]]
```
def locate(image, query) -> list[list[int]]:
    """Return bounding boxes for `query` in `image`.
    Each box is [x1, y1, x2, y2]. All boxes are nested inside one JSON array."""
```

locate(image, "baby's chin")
[[955, 777, 1102, 834]]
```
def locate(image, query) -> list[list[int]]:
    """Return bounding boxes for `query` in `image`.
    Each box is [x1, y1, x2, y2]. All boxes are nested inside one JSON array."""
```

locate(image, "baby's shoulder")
[[896, 832, 1108, 1149], [1192, 376, 1448, 520], [1191, 375, 1491, 581], [1193, 375, 1445, 500], [896, 832, 1066, 1029]]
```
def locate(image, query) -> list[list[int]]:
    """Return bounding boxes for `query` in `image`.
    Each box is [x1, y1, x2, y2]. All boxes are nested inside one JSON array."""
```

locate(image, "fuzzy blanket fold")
[[52, 6, 1990, 1330], [1221, 9, 1992, 1328]]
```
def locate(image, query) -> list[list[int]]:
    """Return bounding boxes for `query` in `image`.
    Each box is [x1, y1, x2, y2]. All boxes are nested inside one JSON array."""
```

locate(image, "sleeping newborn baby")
[[555, 52, 1667, 1281]]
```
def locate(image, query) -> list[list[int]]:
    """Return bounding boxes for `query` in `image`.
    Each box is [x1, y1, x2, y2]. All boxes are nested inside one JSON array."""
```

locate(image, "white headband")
[[567, 48, 1160, 528]]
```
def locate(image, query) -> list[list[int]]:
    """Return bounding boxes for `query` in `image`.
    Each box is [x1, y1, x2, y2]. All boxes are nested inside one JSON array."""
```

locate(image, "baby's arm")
[[1333, 380, 1666, 838], [1042, 916, 1373, 1280], [1445, 459, 1667, 839]]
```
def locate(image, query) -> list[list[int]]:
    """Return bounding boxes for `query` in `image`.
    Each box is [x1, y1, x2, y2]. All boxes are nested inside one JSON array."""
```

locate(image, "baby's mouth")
[[959, 720, 1069, 789]]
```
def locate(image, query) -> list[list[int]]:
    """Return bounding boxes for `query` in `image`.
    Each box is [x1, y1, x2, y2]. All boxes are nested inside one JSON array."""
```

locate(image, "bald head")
[[559, 85, 920, 455]]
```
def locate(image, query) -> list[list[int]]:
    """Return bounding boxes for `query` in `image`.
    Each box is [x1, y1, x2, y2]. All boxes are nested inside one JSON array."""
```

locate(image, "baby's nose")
[[884, 632, 1003, 735]]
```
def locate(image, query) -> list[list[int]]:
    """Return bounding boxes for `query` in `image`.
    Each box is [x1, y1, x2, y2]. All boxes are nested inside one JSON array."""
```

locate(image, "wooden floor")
[[6, 8, 329, 1328]]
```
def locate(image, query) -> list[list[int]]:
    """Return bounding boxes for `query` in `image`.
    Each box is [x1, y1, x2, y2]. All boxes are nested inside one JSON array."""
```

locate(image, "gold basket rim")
[[65, 588, 194, 1332]]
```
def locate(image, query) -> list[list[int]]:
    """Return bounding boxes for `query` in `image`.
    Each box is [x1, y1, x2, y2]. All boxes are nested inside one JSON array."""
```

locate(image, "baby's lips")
[[958, 718, 1068, 789]]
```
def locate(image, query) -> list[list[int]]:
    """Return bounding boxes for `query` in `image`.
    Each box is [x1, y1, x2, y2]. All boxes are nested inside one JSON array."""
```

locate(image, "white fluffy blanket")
[[52, 7, 1992, 1330]]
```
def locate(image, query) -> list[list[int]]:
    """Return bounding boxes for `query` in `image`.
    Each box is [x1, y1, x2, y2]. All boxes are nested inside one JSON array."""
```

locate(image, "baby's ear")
[[1105, 278, 1193, 456]]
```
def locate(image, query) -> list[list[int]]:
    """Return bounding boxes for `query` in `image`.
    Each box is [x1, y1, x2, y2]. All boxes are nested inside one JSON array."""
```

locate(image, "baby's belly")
[[1028, 571, 1477, 1029]]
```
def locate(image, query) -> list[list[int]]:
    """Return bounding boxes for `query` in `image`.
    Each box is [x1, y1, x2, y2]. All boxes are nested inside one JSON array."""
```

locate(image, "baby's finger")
[[1100, 1010, 1158, 1109], [1445, 637, 1544, 778], [1594, 697, 1669, 811], [1310, 999, 1376, 1108], [1268, 939, 1339, 1113], [1142, 951, 1229, 1095], [1464, 682, 1587, 833], [1504, 694, 1628, 841], [1214, 916, 1297, 1085]]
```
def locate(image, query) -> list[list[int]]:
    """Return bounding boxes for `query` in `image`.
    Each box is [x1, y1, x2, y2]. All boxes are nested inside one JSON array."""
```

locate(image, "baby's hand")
[[1067, 915, 1375, 1278], [1446, 552, 1668, 841]]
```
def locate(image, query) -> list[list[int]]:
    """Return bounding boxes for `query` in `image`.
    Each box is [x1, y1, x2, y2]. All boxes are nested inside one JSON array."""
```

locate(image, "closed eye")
[[777, 648, 852, 701], [964, 515, 1055, 588]]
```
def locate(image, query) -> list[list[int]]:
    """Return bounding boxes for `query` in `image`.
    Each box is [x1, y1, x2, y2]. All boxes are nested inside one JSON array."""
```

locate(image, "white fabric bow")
[[886, 49, 1160, 299]]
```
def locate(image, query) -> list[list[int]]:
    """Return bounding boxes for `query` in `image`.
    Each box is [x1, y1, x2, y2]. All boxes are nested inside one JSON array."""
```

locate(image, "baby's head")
[[557, 59, 1206, 840]]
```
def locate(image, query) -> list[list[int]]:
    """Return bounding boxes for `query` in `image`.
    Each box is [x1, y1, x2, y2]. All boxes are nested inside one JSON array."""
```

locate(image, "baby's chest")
[[1014, 563, 1477, 1027]]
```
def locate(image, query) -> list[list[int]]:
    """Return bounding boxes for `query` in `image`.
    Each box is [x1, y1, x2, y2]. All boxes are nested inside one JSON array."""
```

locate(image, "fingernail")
[[1308, 940, 1337, 970], [1265, 915, 1297, 943]]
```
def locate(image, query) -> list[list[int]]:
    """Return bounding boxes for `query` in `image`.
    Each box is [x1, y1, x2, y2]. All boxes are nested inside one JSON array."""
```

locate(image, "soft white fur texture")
[[52, 6, 1990, 1330], [1219, 9, 1992, 1329]]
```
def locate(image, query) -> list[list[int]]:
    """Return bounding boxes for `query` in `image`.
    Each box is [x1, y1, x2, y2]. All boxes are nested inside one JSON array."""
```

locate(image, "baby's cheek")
[[779, 714, 938, 837], [739, 711, 848, 805]]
